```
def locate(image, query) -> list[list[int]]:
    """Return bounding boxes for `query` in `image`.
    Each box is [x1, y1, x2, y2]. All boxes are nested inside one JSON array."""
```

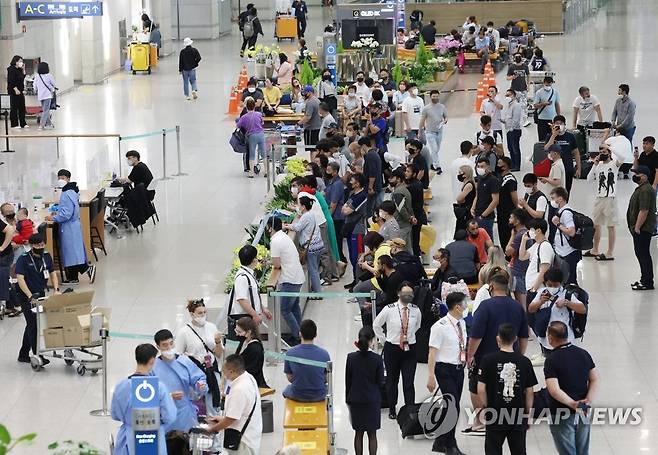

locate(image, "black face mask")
[[4, 213, 15, 221], [32, 248, 44, 256], [323, 74, 331, 81], [514, 57, 522, 63], [632, 175, 642, 184], [457, 174, 465, 182], [357, 77, 364, 82], [599, 153, 610, 161]]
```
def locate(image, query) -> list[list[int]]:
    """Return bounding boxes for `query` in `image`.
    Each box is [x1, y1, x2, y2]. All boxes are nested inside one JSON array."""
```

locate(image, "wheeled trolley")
[[586, 128, 609, 155], [189, 425, 215, 455], [275, 15, 297, 41]]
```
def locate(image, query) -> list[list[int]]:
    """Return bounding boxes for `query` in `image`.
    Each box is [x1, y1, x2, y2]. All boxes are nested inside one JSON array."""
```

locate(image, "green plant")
[[416, 36, 432, 67], [48, 441, 104, 455], [336, 40, 344, 54], [0, 424, 37, 454], [299, 60, 315, 86], [391, 60, 403, 85]]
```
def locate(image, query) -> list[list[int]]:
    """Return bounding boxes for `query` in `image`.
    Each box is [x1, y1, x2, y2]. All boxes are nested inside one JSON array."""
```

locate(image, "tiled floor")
[[1, 1, 658, 453]]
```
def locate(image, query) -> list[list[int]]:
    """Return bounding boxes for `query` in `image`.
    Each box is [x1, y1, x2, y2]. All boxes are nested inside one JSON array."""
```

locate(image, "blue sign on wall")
[[131, 377, 160, 455], [325, 42, 337, 85], [17, 2, 103, 19]]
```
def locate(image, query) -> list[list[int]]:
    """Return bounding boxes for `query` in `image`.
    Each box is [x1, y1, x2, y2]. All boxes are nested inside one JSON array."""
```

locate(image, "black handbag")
[[185, 324, 222, 408], [452, 203, 470, 223], [224, 387, 258, 450]]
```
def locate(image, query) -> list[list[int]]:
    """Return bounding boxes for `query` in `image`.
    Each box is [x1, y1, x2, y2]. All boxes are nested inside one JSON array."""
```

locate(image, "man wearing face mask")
[[627, 166, 657, 291], [497, 157, 519, 249], [420, 90, 448, 173], [111, 344, 177, 455], [503, 89, 523, 171], [480, 86, 504, 143], [519, 219, 553, 306], [584, 144, 622, 261], [152, 329, 207, 433], [241, 78, 264, 112], [373, 282, 422, 420], [118, 150, 154, 195], [401, 83, 424, 140], [533, 76, 560, 141], [544, 115, 580, 193], [318, 102, 336, 141], [388, 168, 414, 252], [0, 203, 16, 316], [471, 158, 500, 239], [45, 169, 95, 284], [15, 234, 59, 364], [298, 85, 321, 146], [611, 83, 636, 143], [518, 173, 548, 221], [427, 292, 468, 455], [506, 53, 530, 126], [354, 71, 372, 105], [379, 69, 396, 111], [406, 139, 429, 189], [549, 186, 581, 285]]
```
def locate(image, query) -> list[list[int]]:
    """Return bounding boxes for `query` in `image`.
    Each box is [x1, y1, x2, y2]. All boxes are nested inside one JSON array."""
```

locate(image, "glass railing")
[[563, 0, 610, 33]]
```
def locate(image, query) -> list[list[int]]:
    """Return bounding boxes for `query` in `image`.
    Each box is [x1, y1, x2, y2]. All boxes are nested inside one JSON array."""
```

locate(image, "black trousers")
[[304, 128, 319, 147], [485, 426, 527, 455], [433, 363, 465, 449], [10, 93, 26, 128], [497, 210, 512, 249], [536, 119, 551, 142], [19, 296, 37, 359], [297, 19, 307, 38], [565, 171, 574, 195], [412, 223, 422, 256], [66, 264, 89, 280], [332, 218, 346, 262], [241, 35, 257, 52], [632, 231, 654, 287], [560, 249, 582, 285], [383, 341, 417, 410]]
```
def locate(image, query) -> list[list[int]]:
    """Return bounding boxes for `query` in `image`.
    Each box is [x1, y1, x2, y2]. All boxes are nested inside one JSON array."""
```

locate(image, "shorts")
[[592, 197, 617, 226], [468, 360, 480, 394], [512, 275, 527, 294]]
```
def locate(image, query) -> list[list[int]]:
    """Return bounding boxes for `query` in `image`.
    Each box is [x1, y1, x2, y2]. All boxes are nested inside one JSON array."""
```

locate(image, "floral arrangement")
[[245, 44, 281, 65], [293, 48, 312, 65], [286, 158, 307, 177], [428, 56, 451, 72], [437, 35, 462, 56], [224, 243, 272, 293], [350, 37, 380, 54]]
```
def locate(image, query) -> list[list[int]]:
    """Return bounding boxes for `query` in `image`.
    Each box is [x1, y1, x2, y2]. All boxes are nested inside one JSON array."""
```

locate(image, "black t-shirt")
[[14, 252, 54, 298], [379, 270, 405, 305], [507, 63, 529, 92], [478, 351, 538, 428], [412, 154, 430, 189], [406, 179, 426, 223], [128, 162, 154, 189], [420, 24, 437, 44], [475, 173, 500, 219], [638, 150, 658, 184], [363, 149, 383, 194], [545, 132, 577, 174], [0, 219, 11, 258], [543, 343, 595, 413], [498, 173, 518, 215], [470, 296, 529, 363]]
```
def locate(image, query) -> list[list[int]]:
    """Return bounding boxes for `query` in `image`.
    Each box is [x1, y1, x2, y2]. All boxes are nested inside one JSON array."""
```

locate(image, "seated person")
[[396, 27, 408, 45], [341, 85, 362, 127], [241, 77, 264, 113], [390, 238, 426, 286], [430, 247, 458, 296], [283, 319, 331, 402], [466, 219, 493, 265], [461, 26, 477, 49], [445, 229, 479, 284], [118, 150, 154, 200], [262, 77, 282, 116]]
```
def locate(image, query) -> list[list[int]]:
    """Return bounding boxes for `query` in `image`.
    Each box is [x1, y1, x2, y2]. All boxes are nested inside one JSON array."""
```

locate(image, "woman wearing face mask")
[[317, 68, 337, 113], [346, 326, 385, 455], [342, 85, 362, 128], [7, 55, 27, 129], [175, 299, 224, 415], [454, 165, 476, 233], [276, 53, 293, 89], [234, 316, 269, 388], [376, 200, 400, 241], [373, 282, 422, 420], [290, 78, 305, 114], [235, 97, 266, 178]]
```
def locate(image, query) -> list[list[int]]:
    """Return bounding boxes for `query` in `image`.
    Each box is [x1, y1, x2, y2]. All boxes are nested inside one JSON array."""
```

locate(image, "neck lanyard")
[[447, 314, 466, 364], [397, 304, 409, 341], [29, 253, 46, 274]]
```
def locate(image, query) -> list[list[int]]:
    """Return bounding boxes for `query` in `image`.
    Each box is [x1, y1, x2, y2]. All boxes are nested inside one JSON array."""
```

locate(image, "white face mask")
[[505, 96, 512, 103], [545, 287, 560, 295], [379, 210, 387, 219], [161, 350, 176, 360], [524, 186, 534, 195], [192, 315, 206, 326], [476, 167, 486, 177], [57, 179, 67, 188], [412, 88, 419, 96], [348, 92, 355, 97], [550, 200, 560, 209], [528, 229, 537, 240], [291, 187, 299, 196], [248, 87, 256, 93]]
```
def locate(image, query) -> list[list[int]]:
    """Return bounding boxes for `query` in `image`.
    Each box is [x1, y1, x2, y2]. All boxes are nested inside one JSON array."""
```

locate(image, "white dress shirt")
[[429, 313, 467, 365], [270, 230, 305, 285], [373, 301, 422, 345], [229, 266, 263, 316]]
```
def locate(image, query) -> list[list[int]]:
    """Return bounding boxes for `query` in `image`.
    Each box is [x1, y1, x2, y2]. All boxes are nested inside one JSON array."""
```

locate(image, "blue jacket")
[[52, 183, 87, 267]]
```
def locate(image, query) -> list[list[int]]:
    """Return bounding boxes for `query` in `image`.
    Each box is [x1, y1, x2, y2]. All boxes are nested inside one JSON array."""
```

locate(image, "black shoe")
[[17, 356, 30, 363], [388, 409, 397, 420], [61, 279, 79, 285], [432, 442, 447, 453], [39, 356, 50, 366], [446, 447, 466, 455], [436, 167, 443, 175], [344, 281, 356, 290]]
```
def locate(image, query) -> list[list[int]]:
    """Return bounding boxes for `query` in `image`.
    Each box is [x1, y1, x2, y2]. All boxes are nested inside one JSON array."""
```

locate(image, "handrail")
[[0, 133, 120, 139]]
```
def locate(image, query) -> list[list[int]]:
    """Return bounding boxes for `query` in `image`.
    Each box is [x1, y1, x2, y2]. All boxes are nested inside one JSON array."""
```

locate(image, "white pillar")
[[81, 16, 104, 84]]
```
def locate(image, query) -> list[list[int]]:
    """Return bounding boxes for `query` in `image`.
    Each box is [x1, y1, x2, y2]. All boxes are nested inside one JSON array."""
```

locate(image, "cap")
[[632, 165, 651, 177], [548, 144, 562, 154], [302, 85, 314, 94], [183, 37, 193, 46]]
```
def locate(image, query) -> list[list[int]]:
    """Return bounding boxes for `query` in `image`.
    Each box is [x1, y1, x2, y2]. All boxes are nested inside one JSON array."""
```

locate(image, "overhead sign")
[[353, 9, 381, 17], [17, 2, 103, 19], [131, 377, 160, 455]]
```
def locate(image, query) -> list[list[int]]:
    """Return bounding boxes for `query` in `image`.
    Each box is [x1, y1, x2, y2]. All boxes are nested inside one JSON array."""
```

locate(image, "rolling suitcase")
[[397, 403, 425, 438], [275, 15, 297, 41], [130, 43, 151, 74], [569, 128, 586, 157]]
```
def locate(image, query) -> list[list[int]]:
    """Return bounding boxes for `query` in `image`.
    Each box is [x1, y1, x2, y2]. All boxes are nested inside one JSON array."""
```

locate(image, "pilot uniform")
[[373, 301, 422, 414]]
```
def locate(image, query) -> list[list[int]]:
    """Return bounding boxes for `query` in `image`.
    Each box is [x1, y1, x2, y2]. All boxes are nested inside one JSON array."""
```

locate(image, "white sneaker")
[[192, 90, 198, 100], [37, 126, 43, 130], [12, 126, 21, 130], [353, 315, 362, 322], [23, 125, 29, 129], [186, 96, 191, 101], [530, 354, 545, 366]]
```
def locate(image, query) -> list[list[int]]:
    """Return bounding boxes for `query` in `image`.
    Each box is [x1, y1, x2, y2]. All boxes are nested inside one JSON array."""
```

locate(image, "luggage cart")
[[189, 425, 215, 455], [260, 124, 302, 175], [30, 297, 103, 375], [586, 128, 609, 156], [275, 14, 297, 42]]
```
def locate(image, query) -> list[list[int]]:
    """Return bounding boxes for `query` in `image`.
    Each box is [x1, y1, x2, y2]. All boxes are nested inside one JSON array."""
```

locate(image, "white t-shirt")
[[525, 241, 555, 291], [355, 83, 371, 104], [532, 287, 579, 348], [553, 206, 577, 257], [319, 113, 336, 140], [176, 321, 220, 364], [224, 372, 262, 450], [572, 95, 600, 127], [589, 161, 618, 198], [402, 96, 425, 130], [480, 95, 504, 131], [472, 284, 490, 315], [230, 266, 263, 316], [543, 159, 566, 194], [451, 156, 475, 199], [270, 230, 305, 284]]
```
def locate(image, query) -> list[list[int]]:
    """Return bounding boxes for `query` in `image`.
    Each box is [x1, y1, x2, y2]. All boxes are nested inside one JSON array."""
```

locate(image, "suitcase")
[[569, 128, 586, 157], [397, 403, 425, 438], [149, 43, 158, 68], [532, 141, 547, 164], [275, 15, 297, 41], [130, 43, 151, 74]]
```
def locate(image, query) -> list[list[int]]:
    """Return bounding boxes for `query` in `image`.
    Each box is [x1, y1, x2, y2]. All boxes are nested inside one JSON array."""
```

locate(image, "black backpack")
[[560, 209, 595, 251], [565, 284, 589, 339]]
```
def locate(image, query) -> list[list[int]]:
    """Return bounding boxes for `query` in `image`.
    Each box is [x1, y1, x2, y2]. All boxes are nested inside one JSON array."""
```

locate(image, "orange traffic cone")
[[227, 86, 239, 115], [474, 80, 486, 113], [237, 66, 249, 91]]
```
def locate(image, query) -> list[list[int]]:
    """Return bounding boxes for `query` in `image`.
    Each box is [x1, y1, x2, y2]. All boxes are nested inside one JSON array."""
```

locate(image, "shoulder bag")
[[298, 220, 317, 265], [533, 88, 553, 124], [185, 324, 222, 407], [226, 269, 257, 339], [38, 74, 58, 110], [223, 385, 258, 449]]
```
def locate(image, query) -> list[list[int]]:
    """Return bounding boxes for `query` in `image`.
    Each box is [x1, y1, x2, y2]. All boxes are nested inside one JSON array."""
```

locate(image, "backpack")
[[565, 284, 589, 339], [243, 16, 255, 38], [404, 37, 418, 50], [560, 208, 595, 251], [536, 241, 570, 286]]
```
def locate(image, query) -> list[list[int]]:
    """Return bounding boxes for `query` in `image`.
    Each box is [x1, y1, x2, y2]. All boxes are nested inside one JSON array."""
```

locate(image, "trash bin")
[[261, 400, 274, 433]]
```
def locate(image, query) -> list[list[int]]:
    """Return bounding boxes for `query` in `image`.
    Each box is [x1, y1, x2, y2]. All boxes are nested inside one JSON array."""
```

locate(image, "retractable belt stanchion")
[[172, 125, 187, 176], [117, 137, 123, 177], [266, 145, 272, 192], [326, 360, 336, 455], [90, 327, 111, 417], [1, 111, 14, 153], [160, 129, 173, 181]]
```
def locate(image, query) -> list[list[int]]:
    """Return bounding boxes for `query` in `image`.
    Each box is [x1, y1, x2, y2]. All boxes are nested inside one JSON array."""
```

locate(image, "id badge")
[[403, 341, 410, 352], [459, 350, 466, 364], [43, 269, 49, 280]]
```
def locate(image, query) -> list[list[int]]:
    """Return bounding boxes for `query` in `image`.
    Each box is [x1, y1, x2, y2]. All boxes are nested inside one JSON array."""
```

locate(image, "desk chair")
[[88, 195, 108, 261], [147, 179, 159, 225]]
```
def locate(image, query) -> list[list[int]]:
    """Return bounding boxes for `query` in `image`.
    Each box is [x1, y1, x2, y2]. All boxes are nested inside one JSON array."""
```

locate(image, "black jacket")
[[7, 66, 25, 93], [125, 183, 154, 228], [345, 351, 384, 404], [420, 24, 437, 45], [179, 46, 202, 72]]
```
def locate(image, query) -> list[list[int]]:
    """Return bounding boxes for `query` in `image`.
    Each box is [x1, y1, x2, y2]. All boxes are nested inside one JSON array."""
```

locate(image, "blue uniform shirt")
[[15, 251, 54, 299]]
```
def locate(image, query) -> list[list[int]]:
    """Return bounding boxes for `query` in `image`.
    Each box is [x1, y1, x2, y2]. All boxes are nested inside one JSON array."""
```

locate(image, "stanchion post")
[[370, 290, 377, 327], [90, 327, 111, 417], [2, 111, 14, 153], [266, 145, 272, 192], [172, 125, 187, 176], [56, 136, 60, 159], [326, 360, 336, 455], [117, 137, 123, 177], [273, 291, 282, 354], [160, 128, 173, 180]]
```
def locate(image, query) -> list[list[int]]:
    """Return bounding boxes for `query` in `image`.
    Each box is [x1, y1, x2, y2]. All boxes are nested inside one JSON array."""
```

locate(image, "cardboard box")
[[43, 328, 65, 348], [43, 291, 94, 328], [64, 325, 90, 347], [41, 291, 111, 347]]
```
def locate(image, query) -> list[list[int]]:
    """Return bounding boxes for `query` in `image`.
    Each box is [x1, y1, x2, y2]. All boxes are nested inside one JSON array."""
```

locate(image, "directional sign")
[[131, 377, 160, 455], [17, 2, 103, 19], [324, 42, 337, 85]]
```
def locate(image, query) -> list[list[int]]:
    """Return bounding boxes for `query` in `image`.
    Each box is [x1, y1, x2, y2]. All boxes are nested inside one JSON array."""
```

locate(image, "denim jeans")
[[247, 131, 266, 162], [306, 249, 323, 293], [40, 98, 53, 128], [560, 249, 582, 285], [278, 282, 303, 337], [182, 69, 198, 96], [507, 129, 522, 170], [425, 130, 444, 169], [476, 216, 495, 239], [550, 416, 590, 455], [406, 129, 419, 140], [347, 233, 364, 279], [620, 126, 636, 144]]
